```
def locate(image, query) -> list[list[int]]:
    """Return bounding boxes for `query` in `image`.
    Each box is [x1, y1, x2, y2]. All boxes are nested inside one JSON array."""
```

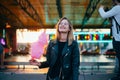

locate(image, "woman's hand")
[[29, 59, 41, 66]]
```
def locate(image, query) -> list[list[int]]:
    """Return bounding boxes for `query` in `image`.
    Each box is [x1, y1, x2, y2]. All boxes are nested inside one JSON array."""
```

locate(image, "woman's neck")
[[59, 33, 68, 42]]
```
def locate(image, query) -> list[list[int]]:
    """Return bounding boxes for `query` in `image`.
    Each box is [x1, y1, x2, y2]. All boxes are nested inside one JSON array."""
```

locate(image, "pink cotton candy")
[[30, 42, 44, 59], [30, 30, 48, 59], [38, 31, 48, 45]]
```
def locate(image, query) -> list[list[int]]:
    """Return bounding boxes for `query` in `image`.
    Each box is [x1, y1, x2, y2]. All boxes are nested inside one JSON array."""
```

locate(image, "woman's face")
[[58, 19, 70, 33]]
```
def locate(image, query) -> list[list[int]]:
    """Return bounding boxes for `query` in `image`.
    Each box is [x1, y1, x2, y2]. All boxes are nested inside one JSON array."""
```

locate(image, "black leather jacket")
[[39, 40, 80, 80]]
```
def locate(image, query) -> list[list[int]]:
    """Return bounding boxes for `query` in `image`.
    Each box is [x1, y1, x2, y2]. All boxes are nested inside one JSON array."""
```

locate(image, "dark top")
[[50, 41, 66, 78]]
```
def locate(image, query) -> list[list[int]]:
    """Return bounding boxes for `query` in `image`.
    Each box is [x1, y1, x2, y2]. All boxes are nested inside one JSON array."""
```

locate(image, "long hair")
[[55, 17, 74, 46]]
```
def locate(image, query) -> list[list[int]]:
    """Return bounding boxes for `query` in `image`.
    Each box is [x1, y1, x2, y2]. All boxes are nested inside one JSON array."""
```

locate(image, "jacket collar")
[[53, 39, 69, 56]]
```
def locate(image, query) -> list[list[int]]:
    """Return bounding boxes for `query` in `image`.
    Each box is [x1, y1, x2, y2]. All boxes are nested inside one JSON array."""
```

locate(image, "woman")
[[30, 17, 80, 80], [98, 0, 120, 80]]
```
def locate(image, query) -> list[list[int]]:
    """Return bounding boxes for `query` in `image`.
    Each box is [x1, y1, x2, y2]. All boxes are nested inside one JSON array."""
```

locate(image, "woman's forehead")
[[61, 19, 68, 23]]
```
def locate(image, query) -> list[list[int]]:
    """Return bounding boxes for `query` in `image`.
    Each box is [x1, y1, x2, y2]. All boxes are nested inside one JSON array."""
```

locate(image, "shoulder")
[[71, 40, 78, 46], [72, 40, 78, 44], [113, 5, 120, 8], [48, 39, 57, 47], [112, 5, 120, 11], [49, 39, 56, 44]]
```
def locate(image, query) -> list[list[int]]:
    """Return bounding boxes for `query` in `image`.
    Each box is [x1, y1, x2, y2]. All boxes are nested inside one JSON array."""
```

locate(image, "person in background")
[[98, 0, 120, 80], [0, 43, 4, 69], [30, 17, 80, 80]]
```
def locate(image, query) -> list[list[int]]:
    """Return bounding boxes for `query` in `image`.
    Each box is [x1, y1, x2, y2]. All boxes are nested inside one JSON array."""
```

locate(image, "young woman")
[[30, 17, 80, 80]]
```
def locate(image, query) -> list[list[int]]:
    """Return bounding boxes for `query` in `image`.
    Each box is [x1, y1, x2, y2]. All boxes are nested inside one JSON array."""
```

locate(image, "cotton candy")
[[30, 30, 48, 59]]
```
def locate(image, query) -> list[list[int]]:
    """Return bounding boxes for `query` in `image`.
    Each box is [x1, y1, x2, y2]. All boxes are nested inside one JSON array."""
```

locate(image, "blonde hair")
[[55, 17, 74, 46]]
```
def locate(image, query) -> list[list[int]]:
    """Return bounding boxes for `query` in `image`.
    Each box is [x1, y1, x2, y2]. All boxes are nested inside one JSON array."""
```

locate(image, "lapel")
[[50, 40, 58, 67], [53, 43, 58, 56], [52, 40, 58, 56]]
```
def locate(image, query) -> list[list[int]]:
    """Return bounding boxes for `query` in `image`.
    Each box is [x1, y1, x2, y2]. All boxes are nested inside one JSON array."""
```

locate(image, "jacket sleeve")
[[98, 6, 119, 19], [72, 41, 80, 80]]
